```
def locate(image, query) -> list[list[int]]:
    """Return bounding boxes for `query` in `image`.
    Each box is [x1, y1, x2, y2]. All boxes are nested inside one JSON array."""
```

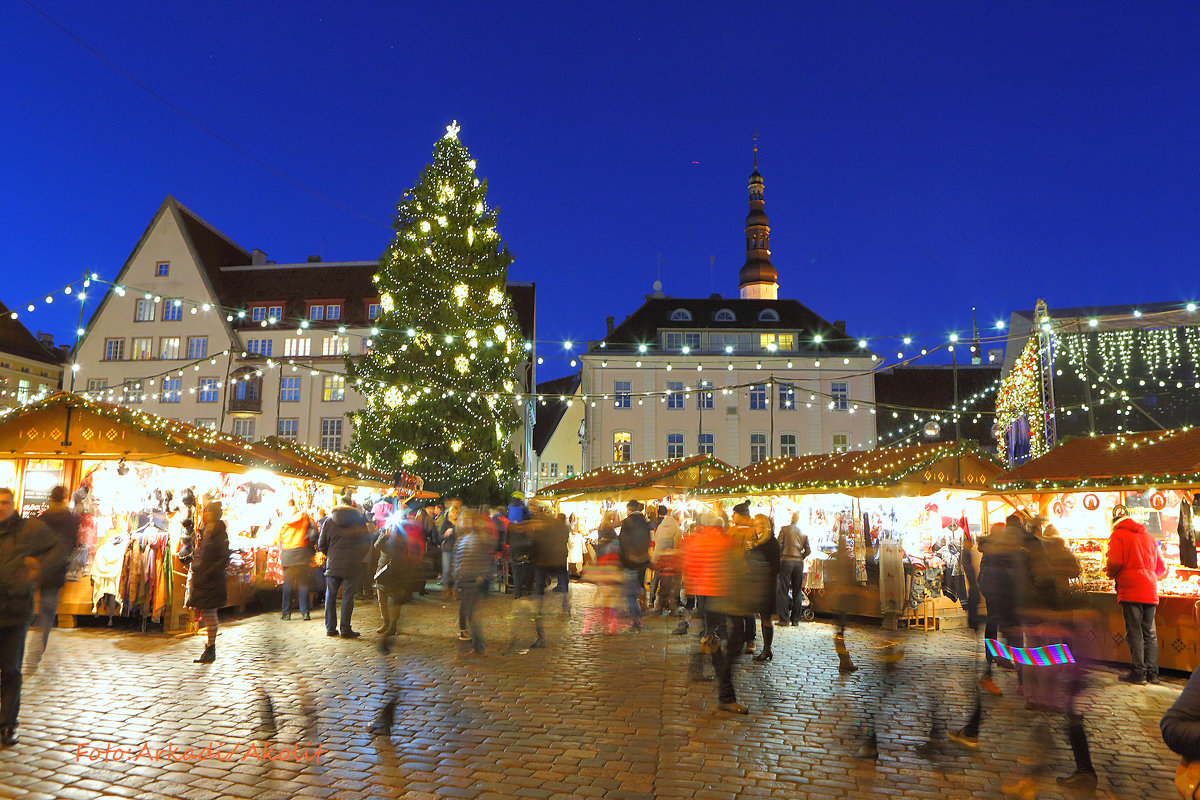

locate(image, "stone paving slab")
[[0, 584, 1186, 799]]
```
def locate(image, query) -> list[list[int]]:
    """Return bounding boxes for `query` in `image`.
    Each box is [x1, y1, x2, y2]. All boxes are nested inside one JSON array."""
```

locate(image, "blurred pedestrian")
[[746, 514, 781, 663], [438, 499, 463, 589], [652, 508, 683, 616], [318, 494, 372, 639], [187, 502, 230, 663], [828, 533, 859, 675], [455, 509, 496, 655], [0, 487, 58, 745], [619, 500, 652, 632], [776, 511, 810, 626], [567, 519, 586, 578], [1107, 504, 1167, 685], [529, 502, 571, 648], [276, 498, 316, 620], [681, 510, 749, 713], [32, 486, 80, 660], [374, 508, 422, 637], [583, 513, 623, 635], [1162, 643, 1200, 797]]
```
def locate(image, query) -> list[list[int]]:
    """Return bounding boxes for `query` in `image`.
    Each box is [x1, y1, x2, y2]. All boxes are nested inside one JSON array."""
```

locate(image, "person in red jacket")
[[1106, 505, 1168, 685]]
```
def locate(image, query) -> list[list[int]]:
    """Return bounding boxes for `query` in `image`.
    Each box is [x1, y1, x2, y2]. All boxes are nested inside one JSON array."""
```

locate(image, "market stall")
[[698, 442, 1006, 629], [537, 453, 732, 535], [0, 392, 390, 632], [989, 426, 1200, 672]]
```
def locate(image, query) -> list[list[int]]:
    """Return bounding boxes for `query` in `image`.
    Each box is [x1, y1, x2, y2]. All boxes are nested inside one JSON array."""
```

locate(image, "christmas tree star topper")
[[444, 120, 461, 139]]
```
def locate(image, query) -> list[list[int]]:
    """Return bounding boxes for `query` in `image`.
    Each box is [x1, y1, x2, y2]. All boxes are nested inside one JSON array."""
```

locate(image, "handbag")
[[1179, 759, 1200, 800]]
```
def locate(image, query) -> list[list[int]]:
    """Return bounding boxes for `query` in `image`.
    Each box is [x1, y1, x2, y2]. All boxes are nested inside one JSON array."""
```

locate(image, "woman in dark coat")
[[187, 502, 230, 663], [746, 514, 782, 662]]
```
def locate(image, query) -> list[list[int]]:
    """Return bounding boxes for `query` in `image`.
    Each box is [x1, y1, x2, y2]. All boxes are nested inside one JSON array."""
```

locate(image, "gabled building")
[[579, 158, 877, 470], [531, 372, 584, 492], [73, 197, 535, 455], [0, 302, 65, 410]]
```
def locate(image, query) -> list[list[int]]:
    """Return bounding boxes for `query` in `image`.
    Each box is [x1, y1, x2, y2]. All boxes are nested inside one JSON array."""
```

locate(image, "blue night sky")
[[3, 2, 1198, 379]]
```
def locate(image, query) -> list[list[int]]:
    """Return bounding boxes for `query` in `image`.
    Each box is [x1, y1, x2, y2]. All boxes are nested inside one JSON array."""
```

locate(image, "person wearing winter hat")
[[1107, 505, 1167, 685]]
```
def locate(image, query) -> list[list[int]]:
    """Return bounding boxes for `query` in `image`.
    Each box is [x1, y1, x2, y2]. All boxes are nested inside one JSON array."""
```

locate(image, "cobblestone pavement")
[[0, 583, 1185, 800]]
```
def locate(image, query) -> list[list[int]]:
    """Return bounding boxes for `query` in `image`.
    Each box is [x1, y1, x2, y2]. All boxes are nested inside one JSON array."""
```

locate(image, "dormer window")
[[713, 308, 736, 322], [758, 308, 780, 322], [308, 302, 342, 322], [669, 308, 692, 321]]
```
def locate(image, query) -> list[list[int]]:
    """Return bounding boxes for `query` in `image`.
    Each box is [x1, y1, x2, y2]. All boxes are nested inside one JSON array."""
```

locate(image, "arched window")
[[713, 308, 736, 322], [669, 308, 692, 321], [758, 308, 780, 322]]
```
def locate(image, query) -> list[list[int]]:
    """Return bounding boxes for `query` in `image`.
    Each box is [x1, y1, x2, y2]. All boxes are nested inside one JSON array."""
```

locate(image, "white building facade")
[[580, 162, 876, 470]]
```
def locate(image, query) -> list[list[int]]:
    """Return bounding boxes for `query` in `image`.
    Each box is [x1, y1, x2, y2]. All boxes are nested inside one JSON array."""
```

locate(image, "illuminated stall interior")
[[698, 441, 1006, 629], [989, 426, 1200, 671], [0, 392, 391, 632]]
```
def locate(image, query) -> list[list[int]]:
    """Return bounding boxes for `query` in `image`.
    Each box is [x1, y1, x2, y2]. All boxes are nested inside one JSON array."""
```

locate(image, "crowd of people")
[[4, 482, 1200, 799]]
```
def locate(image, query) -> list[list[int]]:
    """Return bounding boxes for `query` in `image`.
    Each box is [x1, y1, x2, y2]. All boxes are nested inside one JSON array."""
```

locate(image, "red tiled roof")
[[994, 427, 1200, 490]]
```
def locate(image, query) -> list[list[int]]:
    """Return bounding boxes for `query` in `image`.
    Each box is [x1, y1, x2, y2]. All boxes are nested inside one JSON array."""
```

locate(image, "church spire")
[[739, 134, 778, 300]]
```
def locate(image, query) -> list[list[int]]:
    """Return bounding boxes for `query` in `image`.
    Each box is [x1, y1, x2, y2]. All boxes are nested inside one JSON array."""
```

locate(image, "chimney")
[[606, 316, 614, 335], [36, 332, 54, 348], [307, 255, 321, 263], [251, 249, 267, 266], [833, 320, 847, 333]]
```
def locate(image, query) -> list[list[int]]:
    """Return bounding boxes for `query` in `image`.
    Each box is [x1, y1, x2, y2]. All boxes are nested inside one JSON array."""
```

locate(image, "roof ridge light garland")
[[4, 277, 93, 323]]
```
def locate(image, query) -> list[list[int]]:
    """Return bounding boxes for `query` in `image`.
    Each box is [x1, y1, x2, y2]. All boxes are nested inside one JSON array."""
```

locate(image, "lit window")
[[197, 378, 219, 403], [131, 338, 153, 360], [16, 380, 30, 403], [750, 384, 768, 410], [163, 299, 183, 322], [277, 418, 299, 441], [162, 378, 181, 403], [832, 433, 850, 452], [134, 299, 155, 322], [613, 431, 632, 462], [831, 381, 849, 411], [698, 432, 714, 456], [321, 336, 349, 356], [697, 380, 714, 410], [187, 336, 208, 359], [103, 339, 125, 361], [760, 332, 793, 351], [614, 380, 631, 409], [320, 418, 343, 450], [159, 337, 180, 360], [280, 377, 301, 402], [322, 375, 345, 402], [750, 433, 767, 463], [666, 432, 684, 459], [780, 434, 797, 458], [284, 338, 311, 357], [667, 381, 684, 409], [232, 419, 255, 440], [155, 262, 170, 277], [246, 339, 273, 357]]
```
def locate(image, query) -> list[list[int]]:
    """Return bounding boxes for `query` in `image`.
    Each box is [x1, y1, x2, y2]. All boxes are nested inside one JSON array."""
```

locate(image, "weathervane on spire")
[[752, 128, 759, 169], [444, 120, 461, 140]]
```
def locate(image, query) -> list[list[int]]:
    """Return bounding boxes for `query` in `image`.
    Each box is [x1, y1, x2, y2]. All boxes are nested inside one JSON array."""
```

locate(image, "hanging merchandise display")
[[0, 392, 394, 632], [698, 441, 1005, 630]]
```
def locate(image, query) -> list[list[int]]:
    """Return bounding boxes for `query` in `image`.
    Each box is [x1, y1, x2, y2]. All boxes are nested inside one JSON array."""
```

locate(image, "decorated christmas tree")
[[348, 122, 521, 502]]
